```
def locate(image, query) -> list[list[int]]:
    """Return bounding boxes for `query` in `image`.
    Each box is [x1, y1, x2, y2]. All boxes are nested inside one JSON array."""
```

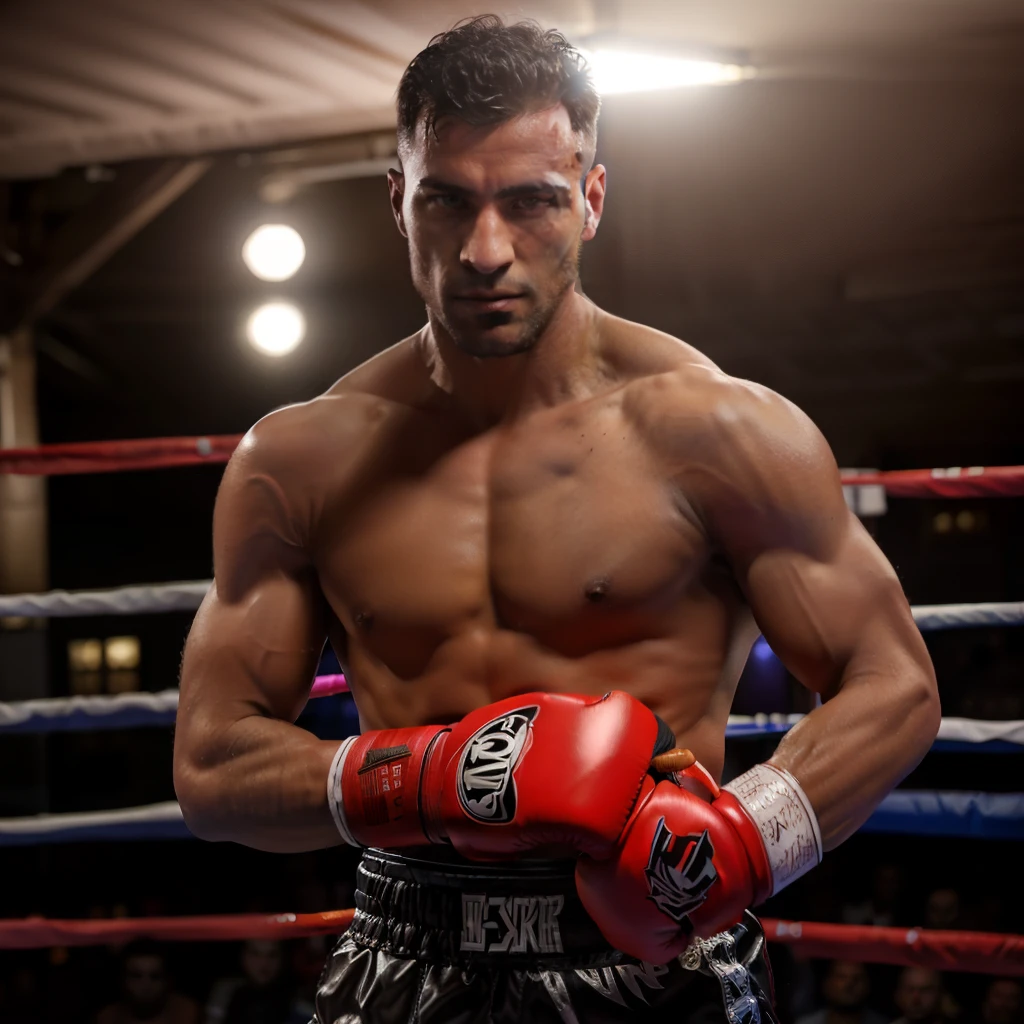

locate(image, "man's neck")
[[417, 289, 602, 429]]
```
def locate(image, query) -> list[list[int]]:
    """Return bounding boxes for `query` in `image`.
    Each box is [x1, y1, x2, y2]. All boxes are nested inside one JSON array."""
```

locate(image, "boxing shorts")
[[313, 848, 779, 1024]]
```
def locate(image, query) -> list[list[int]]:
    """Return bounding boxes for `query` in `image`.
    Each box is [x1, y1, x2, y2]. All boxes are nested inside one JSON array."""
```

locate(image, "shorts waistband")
[[347, 847, 626, 969]]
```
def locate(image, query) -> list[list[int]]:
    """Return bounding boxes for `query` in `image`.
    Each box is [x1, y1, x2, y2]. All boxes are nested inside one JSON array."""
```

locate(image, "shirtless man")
[[173, 17, 940, 1024]]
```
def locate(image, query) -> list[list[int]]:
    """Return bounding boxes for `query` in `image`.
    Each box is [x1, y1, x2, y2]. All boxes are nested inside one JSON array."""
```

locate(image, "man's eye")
[[427, 193, 463, 209], [512, 196, 555, 211]]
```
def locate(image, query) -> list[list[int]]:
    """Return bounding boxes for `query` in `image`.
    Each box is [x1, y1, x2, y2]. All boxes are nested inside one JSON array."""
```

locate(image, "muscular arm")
[[173, 423, 342, 852], [680, 379, 940, 848]]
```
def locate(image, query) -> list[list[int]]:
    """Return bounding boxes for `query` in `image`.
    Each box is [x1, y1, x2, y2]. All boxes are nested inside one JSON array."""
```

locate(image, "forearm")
[[174, 713, 342, 853], [768, 660, 940, 848]]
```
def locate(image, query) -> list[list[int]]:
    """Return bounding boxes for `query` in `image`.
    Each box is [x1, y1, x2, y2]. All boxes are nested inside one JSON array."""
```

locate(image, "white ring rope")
[[0, 689, 180, 730], [4, 790, 1022, 846], [0, 581, 1019, 630], [0, 686, 1020, 746], [0, 581, 210, 617], [0, 801, 184, 842], [727, 714, 1024, 746], [912, 602, 1024, 631]]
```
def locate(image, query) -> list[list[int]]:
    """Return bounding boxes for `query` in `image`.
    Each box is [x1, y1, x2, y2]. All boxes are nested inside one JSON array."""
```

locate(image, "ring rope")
[[1, 687, 1021, 747], [1, 436, 1022, 496], [0, 909, 354, 949], [0, 800, 186, 845], [1, 578, 1020, 630], [0, 581, 211, 618], [0, 435, 241, 476], [0, 910, 1018, 975], [0, 689, 180, 732], [911, 602, 1024, 631], [761, 920, 1024, 976], [3, 791, 1020, 847], [1, 685, 1021, 749]]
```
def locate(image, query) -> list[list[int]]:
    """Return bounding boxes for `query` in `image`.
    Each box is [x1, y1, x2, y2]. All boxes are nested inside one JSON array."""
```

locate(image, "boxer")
[[174, 16, 940, 1023]]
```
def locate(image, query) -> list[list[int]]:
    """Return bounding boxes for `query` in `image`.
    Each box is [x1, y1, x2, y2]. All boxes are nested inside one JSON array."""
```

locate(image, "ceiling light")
[[242, 224, 306, 281], [581, 49, 750, 95], [247, 302, 305, 356]]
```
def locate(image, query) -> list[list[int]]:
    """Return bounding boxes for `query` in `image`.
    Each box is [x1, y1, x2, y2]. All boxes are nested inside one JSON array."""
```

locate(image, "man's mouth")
[[451, 291, 527, 313]]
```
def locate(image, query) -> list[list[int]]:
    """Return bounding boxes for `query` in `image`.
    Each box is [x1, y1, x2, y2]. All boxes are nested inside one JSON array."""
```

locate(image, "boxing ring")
[[0, 436, 1021, 976]]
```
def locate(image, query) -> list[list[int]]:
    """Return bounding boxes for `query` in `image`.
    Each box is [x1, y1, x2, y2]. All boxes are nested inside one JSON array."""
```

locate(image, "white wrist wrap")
[[723, 762, 822, 896], [327, 737, 361, 848]]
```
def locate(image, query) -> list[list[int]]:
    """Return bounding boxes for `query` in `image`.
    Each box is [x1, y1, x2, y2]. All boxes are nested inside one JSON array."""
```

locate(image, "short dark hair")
[[397, 15, 600, 161]]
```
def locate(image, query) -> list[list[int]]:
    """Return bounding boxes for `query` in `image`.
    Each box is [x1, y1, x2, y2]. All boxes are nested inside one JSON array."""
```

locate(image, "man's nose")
[[461, 205, 514, 276]]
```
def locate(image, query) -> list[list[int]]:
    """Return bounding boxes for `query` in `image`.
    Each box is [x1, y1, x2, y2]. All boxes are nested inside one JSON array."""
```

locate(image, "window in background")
[[68, 638, 103, 695], [67, 636, 141, 694], [105, 636, 141, 693]]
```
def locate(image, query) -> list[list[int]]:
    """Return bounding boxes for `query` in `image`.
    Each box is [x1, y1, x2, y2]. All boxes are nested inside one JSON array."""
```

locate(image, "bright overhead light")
[[247, 302, 305, 356], [242, 223, 306, 281], [582, 49, 750, 95]]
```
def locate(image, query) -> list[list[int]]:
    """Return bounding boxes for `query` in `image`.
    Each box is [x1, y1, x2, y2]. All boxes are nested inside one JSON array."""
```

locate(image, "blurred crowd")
[[0, 858, 1020, 1024], [1, 935, 328, 1024]]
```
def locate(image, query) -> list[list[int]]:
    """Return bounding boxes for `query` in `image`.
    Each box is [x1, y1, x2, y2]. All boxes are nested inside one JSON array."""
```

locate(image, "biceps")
[[181, 567, 326, 724], [742, 518, 920, 694]]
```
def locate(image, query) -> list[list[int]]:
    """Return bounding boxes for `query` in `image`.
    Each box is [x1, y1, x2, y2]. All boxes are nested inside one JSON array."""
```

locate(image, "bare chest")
[[318, 404, 710, 673]]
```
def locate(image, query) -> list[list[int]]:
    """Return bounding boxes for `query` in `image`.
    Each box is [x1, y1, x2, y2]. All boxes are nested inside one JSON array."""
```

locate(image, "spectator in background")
[[891, 968, 946, 1024], [0, 962, 42, 1024], [923, 889, 962, 931], [290, 935, 329, 1022], [218, 939, 305, 1024], [843, 864, 904, 927], [97, 939, 198, 1024], [795, 960, 888, 1024], [975, 980, 1022, 1024]]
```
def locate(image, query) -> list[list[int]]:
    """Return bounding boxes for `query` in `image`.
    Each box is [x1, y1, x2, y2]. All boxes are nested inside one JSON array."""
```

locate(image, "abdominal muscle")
[[334, 613, 758, 785]]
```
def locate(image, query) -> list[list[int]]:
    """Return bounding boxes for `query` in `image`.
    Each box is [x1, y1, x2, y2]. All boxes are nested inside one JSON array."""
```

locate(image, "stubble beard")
[[423, 245, 581, 360]]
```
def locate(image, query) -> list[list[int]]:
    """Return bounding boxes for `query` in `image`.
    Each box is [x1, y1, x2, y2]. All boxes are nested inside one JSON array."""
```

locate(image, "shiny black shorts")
[[314, 848, 778, 1024]]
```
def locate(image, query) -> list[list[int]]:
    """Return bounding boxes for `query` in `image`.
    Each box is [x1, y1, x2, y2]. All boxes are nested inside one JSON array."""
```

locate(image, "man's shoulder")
[[598, 311, 719, 381], [623, 357, 813, 467], [244, 390, 401, 457], [239, 338, 426, 476], [612, 333, 838, 518], [599, 312, 793, 436]]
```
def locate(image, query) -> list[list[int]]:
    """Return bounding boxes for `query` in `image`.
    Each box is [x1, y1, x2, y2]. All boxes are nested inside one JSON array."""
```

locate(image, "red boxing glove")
[[328, 691, 667, 861], [575, 761, 822, 964]]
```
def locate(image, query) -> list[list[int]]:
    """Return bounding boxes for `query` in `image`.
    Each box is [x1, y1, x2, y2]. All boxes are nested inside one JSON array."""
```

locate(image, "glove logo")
[[644, 817, 717, 924], [457, 705, 539, 824]]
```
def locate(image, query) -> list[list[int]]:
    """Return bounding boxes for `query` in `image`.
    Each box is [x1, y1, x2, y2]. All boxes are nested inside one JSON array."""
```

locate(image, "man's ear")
[[387, 168, 408, 238], [581, 164, 607, 242]]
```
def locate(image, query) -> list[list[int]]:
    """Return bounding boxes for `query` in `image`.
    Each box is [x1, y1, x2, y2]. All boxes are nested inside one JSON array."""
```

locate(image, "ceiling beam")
[[11, 157, 210, 331]]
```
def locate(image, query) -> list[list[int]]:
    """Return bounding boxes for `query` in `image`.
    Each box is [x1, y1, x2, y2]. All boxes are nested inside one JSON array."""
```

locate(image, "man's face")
[[895, 968, 942, 1021], [823, 960, 870, 1009], [123, 955, 168, 1018], [873, 863, 901, 906], [390, 105, 605, 358], [925, 888, 960, 929], [983, 980, 1022, 1024], [242, 939, 283, 988]]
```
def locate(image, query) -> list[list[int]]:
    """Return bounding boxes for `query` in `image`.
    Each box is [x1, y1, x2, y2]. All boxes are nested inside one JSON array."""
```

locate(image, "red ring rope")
[[762, 919, 1024, 976], [1, 436, 1022, 498], [0, 911, 1020, 974], [0, 909, 354, 949]]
